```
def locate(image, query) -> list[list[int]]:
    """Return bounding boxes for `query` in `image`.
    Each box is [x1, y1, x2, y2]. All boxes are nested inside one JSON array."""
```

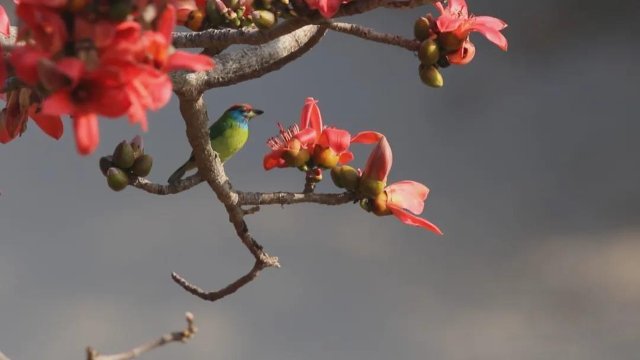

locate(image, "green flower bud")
[[419, 64, 444, 88], [418, 39, 439, 65], [358, 178, 386, 198], [252, 10, 276, 29], [131, 154, 153, 177], [206, 2, 225, 27], [130, 135, 144, 159], [99, 156, 114, 176], [413, 17, 431, 41], [297, 164, 309, 172], [331, 166, 359, 191], [113, 141, 135, 169], [359, 198, 371, 212], [313, 147, 339, 169], [106, 167, 129, 192], [224, 0, 240, 10]]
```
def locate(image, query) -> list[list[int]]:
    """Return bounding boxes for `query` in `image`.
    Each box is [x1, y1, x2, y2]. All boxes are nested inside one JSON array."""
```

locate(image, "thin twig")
[[328, 22, 420, 51], [86, 312, 197, 360], [130, 174, 203, 195], [172, 261, 267, 302]]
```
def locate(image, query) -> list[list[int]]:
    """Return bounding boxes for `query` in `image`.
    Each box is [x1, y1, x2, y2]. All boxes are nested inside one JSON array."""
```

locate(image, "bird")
[[167, 103, 263, 184]]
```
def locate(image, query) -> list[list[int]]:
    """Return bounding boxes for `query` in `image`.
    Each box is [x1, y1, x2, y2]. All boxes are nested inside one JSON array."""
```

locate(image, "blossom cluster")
[[414, 0, 508, 87], [0, 1, 214, 154], [264, 97, 443, 235]]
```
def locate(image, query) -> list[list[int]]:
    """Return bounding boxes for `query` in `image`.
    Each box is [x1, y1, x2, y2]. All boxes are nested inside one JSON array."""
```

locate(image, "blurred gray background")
[[2, 0, 640, 359]]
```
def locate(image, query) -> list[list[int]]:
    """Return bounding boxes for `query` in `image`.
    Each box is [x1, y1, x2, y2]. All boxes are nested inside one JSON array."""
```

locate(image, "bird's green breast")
[[211, 124, 249, 162]]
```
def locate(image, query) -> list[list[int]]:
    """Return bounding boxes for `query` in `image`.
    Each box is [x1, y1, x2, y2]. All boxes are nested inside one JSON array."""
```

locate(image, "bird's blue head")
[[226, 104, 264, 125]]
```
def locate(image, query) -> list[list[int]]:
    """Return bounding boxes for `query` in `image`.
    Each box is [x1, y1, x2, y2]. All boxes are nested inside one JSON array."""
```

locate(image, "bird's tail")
[[168, 160, 193, 184]]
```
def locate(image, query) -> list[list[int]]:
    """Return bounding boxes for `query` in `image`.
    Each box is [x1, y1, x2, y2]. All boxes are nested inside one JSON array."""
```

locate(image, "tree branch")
[[328, 22, 420, 51], [130, 174, 203, 195], [171, 0, 434, 49], [172, 260, 266, 302], [238, 191, 355, 206], [86, 312, 197, 360], [0, 350, 10, 360], [172, 25, 327, 96]]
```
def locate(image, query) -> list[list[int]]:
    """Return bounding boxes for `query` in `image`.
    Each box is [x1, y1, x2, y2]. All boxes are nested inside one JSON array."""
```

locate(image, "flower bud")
[[370, 192, 392, 216], [113, 141, 135, 169], [418, 39, 439, 65], [206, 2, 226, 27], [106, 167, 129, 192], [99, 156, 114, 176], [131, 154, 153, 177], [438, 32, 464, 52], [284, 148, 310, 167], [186, 10, 205, 31], [358, 178, 386, 198], [413, 17, 431, 41], [313, 147, 339, 169], [130, 135, 144, 158], [359, 198, 371, 212], [331, 165, 359, 191], [419, 64, 443, 88], [252, 10, 276, 29]]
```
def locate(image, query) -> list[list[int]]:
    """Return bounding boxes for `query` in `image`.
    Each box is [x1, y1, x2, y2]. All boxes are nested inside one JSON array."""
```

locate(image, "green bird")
[[168, 104, 263, 184]]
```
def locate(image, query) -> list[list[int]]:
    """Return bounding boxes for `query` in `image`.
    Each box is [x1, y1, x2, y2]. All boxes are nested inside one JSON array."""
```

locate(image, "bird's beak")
[[249, 109, 264, 118]]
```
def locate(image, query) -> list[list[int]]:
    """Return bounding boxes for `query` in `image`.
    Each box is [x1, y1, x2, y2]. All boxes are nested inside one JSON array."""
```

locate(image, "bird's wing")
[[209, 115, 233, 140]]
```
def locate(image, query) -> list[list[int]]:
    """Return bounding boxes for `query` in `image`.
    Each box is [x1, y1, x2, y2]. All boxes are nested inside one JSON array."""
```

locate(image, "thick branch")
[[171, 0, 433, 49], [86, 313, 197, 360], [172, 260, 266, 302], [328, 22, 420, 51], [172, 25, 327, 96], [181, 95, 278, 246]]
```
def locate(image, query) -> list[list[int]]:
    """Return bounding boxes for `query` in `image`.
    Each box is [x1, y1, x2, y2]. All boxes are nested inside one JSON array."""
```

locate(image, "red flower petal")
[[0, 5, 9, 37], [389, 205, 443, 235], [73, 113, 99, 155], [385, 180, 429, 215], [166, 51, 214, 72], [318, 127, 351, 154], [361, 135, 392, 183], [338, 151, 354, 164], [468, 17, 508, 51], [293, 127, 319, 147], [10, 47, 48, 86], [157, 4, 177, 42], [29, 107, 63, 140], [351, 131, 384, 144], [299, 97, 323, 134], [263, 150, 286, 170], [0, 111, 15, 144], [42, 91, 75, 116]]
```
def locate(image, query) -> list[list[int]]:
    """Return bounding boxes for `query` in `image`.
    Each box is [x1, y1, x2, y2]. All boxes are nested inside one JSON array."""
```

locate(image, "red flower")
[[383, 181, 443, 235], [352, 131, 392, 183], [305, 0, 350, 18], [434, 0, 507, 65], [41, 58, 132, 154], [264, 97, 353, 170], [0, 90, 63, 144]]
